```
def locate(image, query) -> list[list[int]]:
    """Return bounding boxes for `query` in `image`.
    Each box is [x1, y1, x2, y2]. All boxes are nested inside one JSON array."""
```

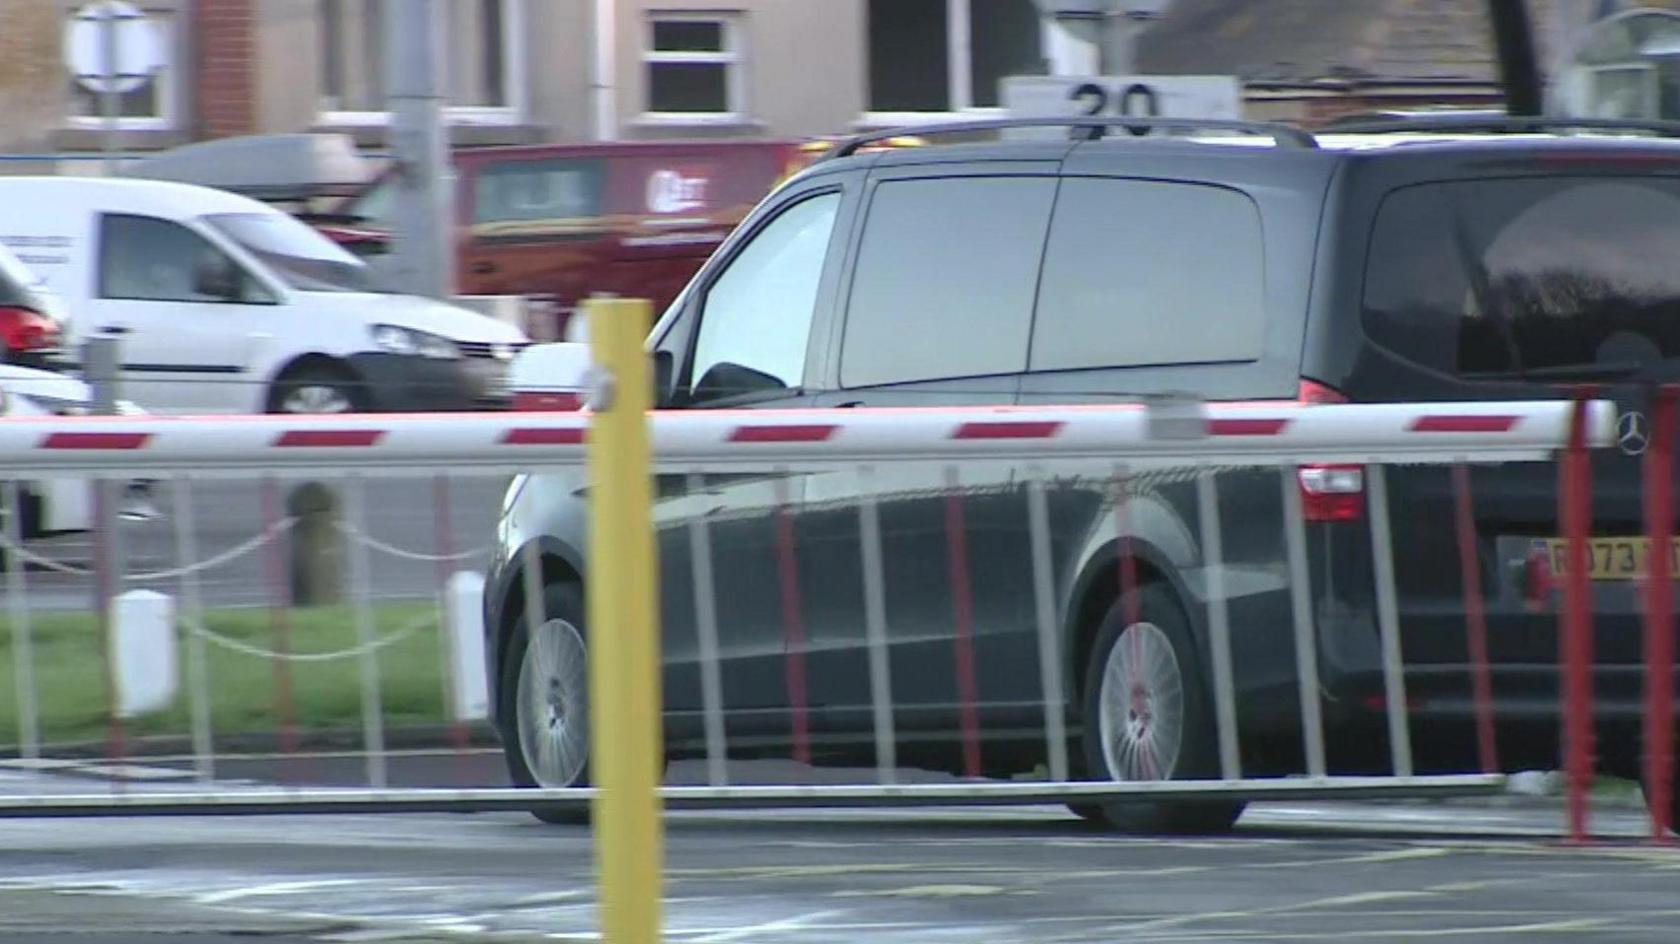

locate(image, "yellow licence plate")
[[1543, 538, 1680, 581]]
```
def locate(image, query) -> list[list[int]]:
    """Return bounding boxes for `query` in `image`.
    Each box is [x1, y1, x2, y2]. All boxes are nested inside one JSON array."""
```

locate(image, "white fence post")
[[445, 571, 489, 722], [110, 589, 177, 718]]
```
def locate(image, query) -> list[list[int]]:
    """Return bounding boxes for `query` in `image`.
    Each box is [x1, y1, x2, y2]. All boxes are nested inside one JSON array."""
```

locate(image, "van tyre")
[[500, 582, 592, 825], [1076, 585, 1245, 834], [268, 363, 365, 414]]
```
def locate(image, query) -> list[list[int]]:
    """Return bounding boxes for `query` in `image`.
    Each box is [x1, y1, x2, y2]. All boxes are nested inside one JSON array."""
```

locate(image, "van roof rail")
[[824, 117, 1319, 160], [1323, 114, 1680, 138]]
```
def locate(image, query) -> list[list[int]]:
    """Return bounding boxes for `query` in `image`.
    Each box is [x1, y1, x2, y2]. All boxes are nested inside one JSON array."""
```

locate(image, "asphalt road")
[[0, 759, 1674, 943], [13, 474, 510, 610]]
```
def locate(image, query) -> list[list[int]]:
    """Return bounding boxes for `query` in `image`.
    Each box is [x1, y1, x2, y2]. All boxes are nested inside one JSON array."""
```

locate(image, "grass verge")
[[0, 602, 447, 749]]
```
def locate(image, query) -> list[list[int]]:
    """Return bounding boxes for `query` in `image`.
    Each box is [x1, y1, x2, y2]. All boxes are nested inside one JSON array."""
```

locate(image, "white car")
[[0, 177, 528, 415], [0, 362, 152, 539]]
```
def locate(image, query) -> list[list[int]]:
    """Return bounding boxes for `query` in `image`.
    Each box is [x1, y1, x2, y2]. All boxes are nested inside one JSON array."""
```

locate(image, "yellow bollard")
[[584, 296, 663, 944]]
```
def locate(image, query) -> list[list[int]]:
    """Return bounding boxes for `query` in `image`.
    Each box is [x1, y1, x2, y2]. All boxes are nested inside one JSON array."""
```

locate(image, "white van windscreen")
[[202, 212, 375, 294]]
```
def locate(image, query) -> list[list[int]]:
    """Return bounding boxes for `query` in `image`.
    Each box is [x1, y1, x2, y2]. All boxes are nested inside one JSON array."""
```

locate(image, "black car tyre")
[[267, 363, 365, 414], [1076, 585, 1245, 834], [500, 582, 592, 825]]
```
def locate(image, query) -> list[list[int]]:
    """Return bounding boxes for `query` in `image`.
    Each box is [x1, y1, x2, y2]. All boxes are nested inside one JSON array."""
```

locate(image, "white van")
[[0, 177, 528, 414]]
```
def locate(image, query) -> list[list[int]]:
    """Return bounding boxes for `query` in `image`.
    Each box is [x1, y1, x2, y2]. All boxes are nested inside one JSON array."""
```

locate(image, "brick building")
[[6, 1, 1679, 158]]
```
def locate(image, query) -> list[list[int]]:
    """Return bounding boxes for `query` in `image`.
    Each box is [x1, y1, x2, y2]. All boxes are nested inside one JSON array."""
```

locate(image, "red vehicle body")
[[318, 140, 827, 338]]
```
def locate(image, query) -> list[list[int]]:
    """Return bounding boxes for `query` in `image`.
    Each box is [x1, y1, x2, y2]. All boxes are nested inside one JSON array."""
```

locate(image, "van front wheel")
[[268, 363, 365, 414]]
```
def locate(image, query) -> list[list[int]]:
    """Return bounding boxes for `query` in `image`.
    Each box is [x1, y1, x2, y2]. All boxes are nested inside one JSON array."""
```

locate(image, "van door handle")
[[835, 400, 864, 408], [98, 325, 130, 335], [471, 261, 496, 275]]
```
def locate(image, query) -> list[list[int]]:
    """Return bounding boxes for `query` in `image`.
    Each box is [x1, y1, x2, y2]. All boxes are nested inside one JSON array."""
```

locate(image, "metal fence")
[[0, 392, 1641, 823]]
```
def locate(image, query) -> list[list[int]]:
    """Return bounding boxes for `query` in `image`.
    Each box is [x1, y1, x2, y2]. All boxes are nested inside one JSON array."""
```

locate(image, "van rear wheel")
[[1075, 586, 1245, 834]]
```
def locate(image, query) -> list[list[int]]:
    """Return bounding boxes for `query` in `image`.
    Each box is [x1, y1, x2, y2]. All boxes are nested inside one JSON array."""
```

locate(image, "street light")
[[1032, 0, 1172, 74]]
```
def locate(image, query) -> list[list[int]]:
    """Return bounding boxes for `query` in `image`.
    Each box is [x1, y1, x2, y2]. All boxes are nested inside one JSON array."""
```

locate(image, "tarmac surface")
[[0, 756, 1675, 943]]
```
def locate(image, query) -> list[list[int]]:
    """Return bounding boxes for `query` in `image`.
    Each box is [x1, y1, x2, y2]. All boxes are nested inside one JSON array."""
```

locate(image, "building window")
[[65, 5, 180, 130], [317, 0, 524, 124], [867, 0, 1046, 116], [643, 13, 744, 121]]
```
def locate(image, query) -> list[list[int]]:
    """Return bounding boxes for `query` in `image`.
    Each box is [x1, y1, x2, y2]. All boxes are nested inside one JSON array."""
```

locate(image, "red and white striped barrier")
[[0, 399, 1617, 475]]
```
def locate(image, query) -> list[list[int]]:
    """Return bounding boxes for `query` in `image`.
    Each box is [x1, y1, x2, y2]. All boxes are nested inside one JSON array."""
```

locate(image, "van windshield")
[[201, 212, 378, 293]]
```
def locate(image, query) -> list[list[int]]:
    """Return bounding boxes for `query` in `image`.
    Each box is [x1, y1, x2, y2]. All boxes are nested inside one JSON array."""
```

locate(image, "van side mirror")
[[653, 349, 675, 407]]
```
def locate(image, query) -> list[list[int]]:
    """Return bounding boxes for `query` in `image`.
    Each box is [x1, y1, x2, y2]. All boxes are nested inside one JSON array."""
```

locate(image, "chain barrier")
[[183, 613, 434, 664], [0, 518, 298, 579], [333, 522, 488, 563]]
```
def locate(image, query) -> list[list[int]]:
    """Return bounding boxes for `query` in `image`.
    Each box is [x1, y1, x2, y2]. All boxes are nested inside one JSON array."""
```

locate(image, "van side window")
[[471, 159, 606, 237], [687, 191, 841, 403], [98, 215, 269, 304], [840, 176, 1055, 389], [1030, 179, 1265, 372], [1364, 177, 1680, 378]]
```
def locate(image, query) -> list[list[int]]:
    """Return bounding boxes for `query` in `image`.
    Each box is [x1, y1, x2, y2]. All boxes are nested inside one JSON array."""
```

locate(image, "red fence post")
[[1644, 387, 1677, 842], [1111, 472, 1152, 778], [943, 468, 982, 779], [1559, 396, 1596, 844], [1452, 464, 1499, 775]]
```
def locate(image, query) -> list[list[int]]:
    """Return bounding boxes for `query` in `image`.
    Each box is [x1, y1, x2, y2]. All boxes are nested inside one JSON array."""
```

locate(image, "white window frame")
[[861, 0, 1052, 127], [639, 11, 747, 126], [64, 4, 182, 131], [316, 0, 528, 128]]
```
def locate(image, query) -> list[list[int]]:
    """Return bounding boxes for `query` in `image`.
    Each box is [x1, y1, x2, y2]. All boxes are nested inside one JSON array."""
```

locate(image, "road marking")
[[196, 878, 364, 905], [834, 883, 1017, 898]]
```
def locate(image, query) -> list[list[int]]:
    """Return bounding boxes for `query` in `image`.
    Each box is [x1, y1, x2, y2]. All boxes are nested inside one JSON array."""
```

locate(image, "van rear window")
[[1363, 176, 1680, 379]]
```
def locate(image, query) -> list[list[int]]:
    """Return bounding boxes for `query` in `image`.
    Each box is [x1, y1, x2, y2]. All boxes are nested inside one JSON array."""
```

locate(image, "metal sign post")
[[66, 1, 160, 177], [387, 0, 457, 300]]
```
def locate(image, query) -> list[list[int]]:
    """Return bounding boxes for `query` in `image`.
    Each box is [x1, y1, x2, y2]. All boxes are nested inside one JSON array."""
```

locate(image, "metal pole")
[[101, 1, 121, 176], [1097, 14, 1139, 75], [585, 297, 662, 944], [387, 0, 457, 300], [684, 472, 729, 788], [1281, 466, 1328, 779], [592, 0, 618, 140], [1195, 470, 1241, 780], [858, 465, 898, 783], [1366, 464, 1415, 778], [170, 476, 214, 782], [344, 475, 387, 789]]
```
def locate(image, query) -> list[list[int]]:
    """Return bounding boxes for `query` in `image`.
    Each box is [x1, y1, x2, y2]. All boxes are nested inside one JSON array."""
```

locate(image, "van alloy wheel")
[[1097, 621, 1185, 782], [515, 616, 589, 788]]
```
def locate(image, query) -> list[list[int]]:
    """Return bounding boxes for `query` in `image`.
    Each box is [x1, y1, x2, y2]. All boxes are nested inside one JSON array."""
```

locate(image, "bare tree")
[[0, 0, 65, 152]]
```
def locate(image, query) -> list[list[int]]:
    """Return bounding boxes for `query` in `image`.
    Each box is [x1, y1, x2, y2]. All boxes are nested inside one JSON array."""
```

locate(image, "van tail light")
[[1298, 464, 1365, 522], [0, 306, 59, 353], [1293, 380, 1361, 521], [1297, 378, 1348, 405], [512, 390, 584, 411]]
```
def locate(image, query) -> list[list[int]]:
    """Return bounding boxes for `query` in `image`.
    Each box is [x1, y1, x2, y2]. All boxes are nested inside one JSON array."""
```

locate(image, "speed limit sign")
[[1001, 75, 1243, 137]]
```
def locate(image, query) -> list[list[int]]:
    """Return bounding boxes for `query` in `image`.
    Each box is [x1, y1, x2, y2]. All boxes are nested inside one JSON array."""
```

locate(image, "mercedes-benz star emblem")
[[1618, 410, 1650, 456]]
